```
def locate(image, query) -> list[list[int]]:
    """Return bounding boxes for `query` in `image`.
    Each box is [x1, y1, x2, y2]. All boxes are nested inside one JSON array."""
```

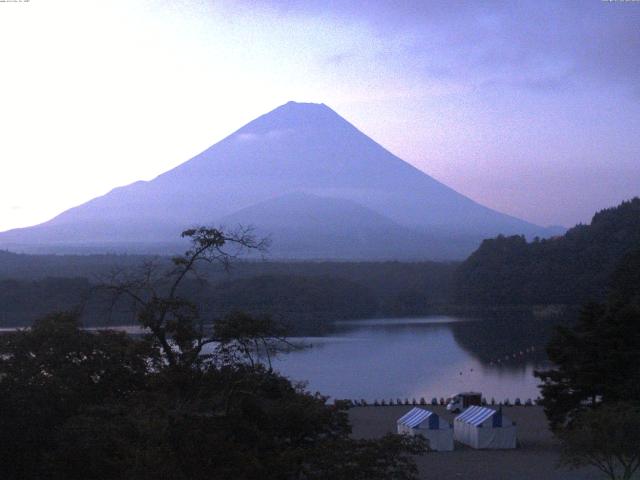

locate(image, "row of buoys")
[[337, 397, 540, 407], [451, 345, 539, 377], [488, 345, 538, 366]]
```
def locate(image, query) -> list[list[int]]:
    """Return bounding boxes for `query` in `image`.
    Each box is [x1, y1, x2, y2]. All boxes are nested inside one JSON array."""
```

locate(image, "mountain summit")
[[0, 101, 559, 259]]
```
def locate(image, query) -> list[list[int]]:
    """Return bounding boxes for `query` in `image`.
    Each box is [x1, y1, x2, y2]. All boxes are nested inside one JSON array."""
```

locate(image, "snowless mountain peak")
[[0, 101, 562, 259], [233, 101, 350, 138]]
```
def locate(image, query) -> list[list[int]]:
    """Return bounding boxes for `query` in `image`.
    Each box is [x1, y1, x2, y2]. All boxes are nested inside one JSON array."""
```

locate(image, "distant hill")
[[453, 198, 640, 305], [220, 192, 477, 260], [0, 101, 559, 260]]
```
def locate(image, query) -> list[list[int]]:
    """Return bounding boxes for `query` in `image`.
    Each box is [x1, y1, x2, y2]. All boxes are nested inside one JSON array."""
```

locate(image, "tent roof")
[[455, 406, 497, 426], [397, 407, 434, 428]]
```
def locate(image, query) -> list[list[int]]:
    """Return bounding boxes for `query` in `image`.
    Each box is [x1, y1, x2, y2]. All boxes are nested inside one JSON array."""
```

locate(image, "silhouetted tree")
[[0, 312, 152, 479], [536, 247, 640, 479], [559, 402, 640, 480], [535, 300, 640, 430], [213, 310, 293, 369], [101, 226, 268, 368]]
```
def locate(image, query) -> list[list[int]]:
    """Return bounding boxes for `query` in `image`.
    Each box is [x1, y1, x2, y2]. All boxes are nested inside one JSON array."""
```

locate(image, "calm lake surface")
[[269, 316, 553, 403], [3, 314, 558, 403]]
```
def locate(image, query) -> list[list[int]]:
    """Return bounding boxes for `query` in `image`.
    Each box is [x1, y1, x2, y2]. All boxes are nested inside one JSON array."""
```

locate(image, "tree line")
[[0, 261, 457, 331], [454, 198, 640, 306]]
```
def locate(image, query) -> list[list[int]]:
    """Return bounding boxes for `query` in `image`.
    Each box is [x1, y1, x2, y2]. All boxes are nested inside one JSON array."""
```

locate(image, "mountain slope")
[[453, 197, 640, 305], [0, 101, 557, 258]]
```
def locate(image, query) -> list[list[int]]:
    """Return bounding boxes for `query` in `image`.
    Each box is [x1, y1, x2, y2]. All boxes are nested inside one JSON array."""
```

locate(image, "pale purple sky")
[[0, 0, 638, 231]]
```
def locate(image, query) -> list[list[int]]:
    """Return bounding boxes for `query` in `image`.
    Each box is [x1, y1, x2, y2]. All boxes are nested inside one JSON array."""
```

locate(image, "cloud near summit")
[[235, 129, 294, 143]]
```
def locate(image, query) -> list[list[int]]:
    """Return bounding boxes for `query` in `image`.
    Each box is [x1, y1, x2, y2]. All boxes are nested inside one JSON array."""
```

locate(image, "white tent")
[[396, 407, 454, 451], [453, 406, 516, 449]]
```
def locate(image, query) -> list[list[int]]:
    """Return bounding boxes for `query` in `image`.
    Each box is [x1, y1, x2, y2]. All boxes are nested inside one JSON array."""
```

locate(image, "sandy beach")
[[348, 405, 602, 480]]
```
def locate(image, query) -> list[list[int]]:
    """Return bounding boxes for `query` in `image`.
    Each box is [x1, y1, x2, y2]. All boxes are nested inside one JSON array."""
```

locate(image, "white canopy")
[[454, 406, 516, 449], [397, 407, 453, 451]]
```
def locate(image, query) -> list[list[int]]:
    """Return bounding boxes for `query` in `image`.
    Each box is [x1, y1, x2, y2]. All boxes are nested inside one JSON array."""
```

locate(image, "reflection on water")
[[450, 313, 556, 367], [334, 316, 471, 326], [271, 315, 564, 402]]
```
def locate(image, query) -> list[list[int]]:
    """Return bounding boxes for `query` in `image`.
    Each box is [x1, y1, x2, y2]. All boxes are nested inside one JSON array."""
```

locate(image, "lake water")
[[3, 314, 556, 403], [269, 315, 554, 403]]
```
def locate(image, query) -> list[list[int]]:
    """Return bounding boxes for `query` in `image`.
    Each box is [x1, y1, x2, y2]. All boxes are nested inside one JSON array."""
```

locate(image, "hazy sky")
[[1, 0, 638, 231]]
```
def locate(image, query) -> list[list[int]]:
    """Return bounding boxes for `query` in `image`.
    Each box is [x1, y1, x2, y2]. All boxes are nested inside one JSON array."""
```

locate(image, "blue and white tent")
[[396, 407, 453, 451], [454, 406, 516, 449]]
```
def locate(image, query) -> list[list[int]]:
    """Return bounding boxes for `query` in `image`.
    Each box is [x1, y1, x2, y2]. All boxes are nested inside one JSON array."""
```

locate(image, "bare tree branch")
[[94, 226, 268, 369]]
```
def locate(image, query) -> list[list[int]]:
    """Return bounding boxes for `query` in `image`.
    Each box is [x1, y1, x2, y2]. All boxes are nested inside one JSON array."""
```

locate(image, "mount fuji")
[[0, 101, 560, 259]]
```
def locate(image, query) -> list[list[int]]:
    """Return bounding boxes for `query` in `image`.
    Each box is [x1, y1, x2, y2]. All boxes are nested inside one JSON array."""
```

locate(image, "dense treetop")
[[454, 198, 640, 306], [534, 243, 640, 479]]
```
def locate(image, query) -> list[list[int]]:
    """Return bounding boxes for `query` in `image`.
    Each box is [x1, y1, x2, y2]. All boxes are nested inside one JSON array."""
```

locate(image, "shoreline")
[[348, 405, 600, 480]]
